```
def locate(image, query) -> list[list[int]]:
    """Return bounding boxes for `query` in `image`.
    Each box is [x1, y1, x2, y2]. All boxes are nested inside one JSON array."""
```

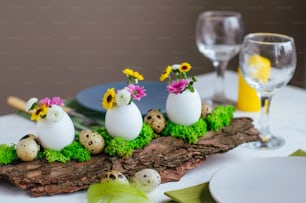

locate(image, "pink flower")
[[167, 80, 188, 94], [51, 96, 64, 106], [39, 97, 51, 107], [126, 84, 147, 101], [39, 96, 64, 107]]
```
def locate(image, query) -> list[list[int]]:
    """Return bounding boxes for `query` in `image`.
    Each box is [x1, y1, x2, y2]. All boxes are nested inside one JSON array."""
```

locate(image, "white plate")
[[209, 157, 306, 203], [76, 81, 168, 115]]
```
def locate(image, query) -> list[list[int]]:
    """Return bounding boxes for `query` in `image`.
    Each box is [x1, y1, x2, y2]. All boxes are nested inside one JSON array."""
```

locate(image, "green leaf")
[[87, 181, 149, 203]]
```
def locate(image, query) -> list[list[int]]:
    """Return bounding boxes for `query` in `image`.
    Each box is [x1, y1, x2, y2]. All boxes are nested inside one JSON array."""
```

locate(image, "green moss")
[[205, 105, 235, 131], [129, 124, 155, 149], [41, 141, 91, 163], [161, 119, 207, 144], [62, 141, 91, 162], [104, 137, 133, 157], [43, 149, 70, 163], [0, 144, 18, 165], [96, 123, 154, 157]]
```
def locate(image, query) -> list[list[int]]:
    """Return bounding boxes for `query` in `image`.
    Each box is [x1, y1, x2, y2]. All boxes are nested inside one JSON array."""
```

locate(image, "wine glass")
[[239, 33, 296, 149], [196, 10, 243, 105]]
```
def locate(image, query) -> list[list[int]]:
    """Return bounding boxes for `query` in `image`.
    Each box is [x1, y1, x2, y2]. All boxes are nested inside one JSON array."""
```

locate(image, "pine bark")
[[0, 117, 259, 197]]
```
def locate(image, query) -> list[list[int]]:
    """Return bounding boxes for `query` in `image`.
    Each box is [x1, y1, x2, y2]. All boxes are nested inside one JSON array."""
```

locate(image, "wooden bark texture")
[[0, 117, 259, 197]]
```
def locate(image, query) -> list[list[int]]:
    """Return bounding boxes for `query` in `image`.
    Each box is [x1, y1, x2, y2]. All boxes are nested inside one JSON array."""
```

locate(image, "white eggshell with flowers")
[[166, 88, 202, 126], [105, 102, 142, 140], [37, 111, 75, 151]]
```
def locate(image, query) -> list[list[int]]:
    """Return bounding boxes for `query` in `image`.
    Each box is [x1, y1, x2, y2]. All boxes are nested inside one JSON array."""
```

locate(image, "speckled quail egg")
[[133, 168, 161, 193], [144, 109, 166, 133], [201, 103, 212, 118], [16, 134, 40, 162], [79, 129, 105, 155], [100, 170, 129, 184]]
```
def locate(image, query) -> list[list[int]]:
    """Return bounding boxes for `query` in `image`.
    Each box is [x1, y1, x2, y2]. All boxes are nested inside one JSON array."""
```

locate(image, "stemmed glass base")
[[202, 95, 236, 108], [202, 60, 236, 107], [246, 135, 285, 150]]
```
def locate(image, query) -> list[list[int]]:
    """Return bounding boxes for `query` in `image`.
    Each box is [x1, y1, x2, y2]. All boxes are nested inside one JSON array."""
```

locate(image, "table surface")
[[1, 71, 306, 203]]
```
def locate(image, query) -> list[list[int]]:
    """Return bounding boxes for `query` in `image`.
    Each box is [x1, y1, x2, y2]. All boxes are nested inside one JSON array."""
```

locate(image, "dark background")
[[1, 0, 305, 114]]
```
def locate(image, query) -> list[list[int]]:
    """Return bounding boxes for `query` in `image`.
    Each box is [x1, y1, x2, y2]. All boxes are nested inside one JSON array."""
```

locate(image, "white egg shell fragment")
[[100, 170, 129, 184], [37, 112, 75, 151], [105, 102, 143, 140], [133, 168, 161, 193], [79, 129, 105, 155], [16, 134, 40, 161], [166, 89, 202, 126]]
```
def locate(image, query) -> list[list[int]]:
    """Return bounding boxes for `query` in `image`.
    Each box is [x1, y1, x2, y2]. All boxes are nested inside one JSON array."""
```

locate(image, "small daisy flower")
[[50, 96, 64, 106], [126, 84, 147, 101], [122, 68, 134, 76], [26, 97, 38, 112], [116, 89, 132, 106], [102, 88, 116, 110], [39, 97, 52, 107], [167, 80, 188, 95], [47, 105, 64, 122], [31, 104, 48, 122], [172, 64, 180, 70], [160, 65, 172, 82], [132, 71, 144, 81], [179, 62, 191, 73]]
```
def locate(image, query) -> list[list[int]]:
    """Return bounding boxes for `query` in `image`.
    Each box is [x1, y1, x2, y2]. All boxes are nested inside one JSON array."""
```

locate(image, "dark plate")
[[76, 81, 168, 115]]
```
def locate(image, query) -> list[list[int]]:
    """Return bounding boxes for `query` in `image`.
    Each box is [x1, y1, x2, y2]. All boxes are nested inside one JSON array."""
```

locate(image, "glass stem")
[[212, 60, 228, 103], [258, 95, 273, 142]]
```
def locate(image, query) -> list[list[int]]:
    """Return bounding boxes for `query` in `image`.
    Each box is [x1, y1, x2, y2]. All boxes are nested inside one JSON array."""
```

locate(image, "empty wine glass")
[[196, 10, 243, 105], [239, 33, 296, 149]]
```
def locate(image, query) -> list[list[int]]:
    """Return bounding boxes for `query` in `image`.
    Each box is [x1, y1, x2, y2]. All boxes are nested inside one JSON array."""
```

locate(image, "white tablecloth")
[[0, 71, 306, 203]]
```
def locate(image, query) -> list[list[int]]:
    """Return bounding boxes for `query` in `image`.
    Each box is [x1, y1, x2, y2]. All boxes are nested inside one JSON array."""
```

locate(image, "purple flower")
[[167, 80, 188, 94], [126, 84, 147, 101]]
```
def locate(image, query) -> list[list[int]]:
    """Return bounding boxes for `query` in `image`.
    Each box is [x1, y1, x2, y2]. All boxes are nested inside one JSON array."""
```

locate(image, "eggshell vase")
[[166, 89, 202, 126], [37, 111, 75, 151], [105, 102, 143, 140]]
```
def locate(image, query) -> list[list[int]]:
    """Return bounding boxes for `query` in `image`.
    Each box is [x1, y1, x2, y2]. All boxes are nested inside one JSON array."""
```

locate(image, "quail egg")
[[100, 170, 129, 184], [133, 168, 161, 193], [16, 134, 40, 161], [201, 103, 212, 118], [144, 109, 166, 133], [79, 129, 105, 155]]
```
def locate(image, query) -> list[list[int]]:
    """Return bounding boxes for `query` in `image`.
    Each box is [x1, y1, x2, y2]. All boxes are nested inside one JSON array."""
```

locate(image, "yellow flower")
[[133, 71, 144, 81], [30, 104, 48, 122], [102, 88, 116, 110], [123, 68, 144, 81], [179, 62, 192, 73], [123, 68, 134, 76], [160, 65, 172, 81]]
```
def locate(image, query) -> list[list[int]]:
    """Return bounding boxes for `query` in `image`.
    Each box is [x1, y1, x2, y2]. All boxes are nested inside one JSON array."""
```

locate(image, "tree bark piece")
[[0, 117, 259, 197]]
